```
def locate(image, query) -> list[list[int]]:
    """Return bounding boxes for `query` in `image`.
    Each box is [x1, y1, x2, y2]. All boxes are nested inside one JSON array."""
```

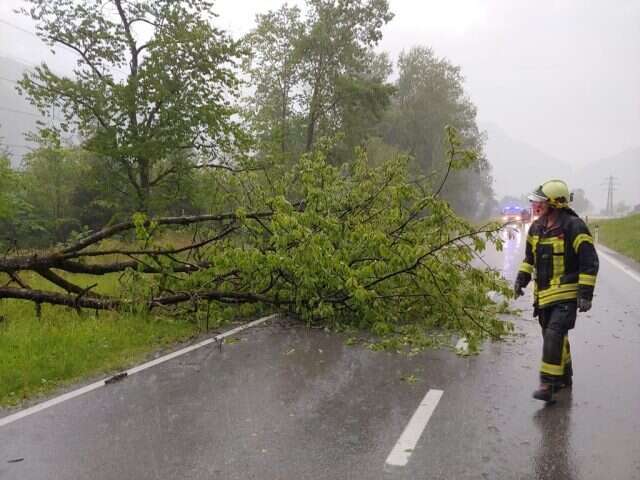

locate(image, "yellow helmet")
[[528, 179, 571, 208]]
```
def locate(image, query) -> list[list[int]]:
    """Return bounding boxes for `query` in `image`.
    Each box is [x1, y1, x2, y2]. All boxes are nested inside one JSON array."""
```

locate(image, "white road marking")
[[385, 389, 444, 467], [0, 314, 278, 428], [598, 247, 640, 284]]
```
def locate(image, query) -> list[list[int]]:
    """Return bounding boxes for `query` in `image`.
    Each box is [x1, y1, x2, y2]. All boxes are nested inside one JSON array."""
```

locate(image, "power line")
[[0, 18, 129, 76], [0, 18, 79, 58], [0, 19, 38, 38]]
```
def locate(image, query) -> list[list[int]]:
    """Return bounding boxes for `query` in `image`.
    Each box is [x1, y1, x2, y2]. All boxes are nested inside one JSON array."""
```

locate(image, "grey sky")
[[2, 0, 639, 167]]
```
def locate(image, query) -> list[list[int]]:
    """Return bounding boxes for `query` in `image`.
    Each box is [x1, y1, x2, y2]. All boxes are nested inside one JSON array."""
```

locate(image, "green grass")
[[0, 266, 268, 407], [0, 233, 270, 407], [0, 301, 199, 407], [592, 214, 640, 262]]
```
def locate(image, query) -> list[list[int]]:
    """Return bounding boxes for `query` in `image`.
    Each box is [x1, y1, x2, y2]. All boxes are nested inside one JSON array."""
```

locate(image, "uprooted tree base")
[[0, 139, 513, 346]]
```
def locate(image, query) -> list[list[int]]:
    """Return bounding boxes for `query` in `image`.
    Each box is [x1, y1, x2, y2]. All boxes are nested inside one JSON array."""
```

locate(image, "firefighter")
[[514, 179, 599, 402]]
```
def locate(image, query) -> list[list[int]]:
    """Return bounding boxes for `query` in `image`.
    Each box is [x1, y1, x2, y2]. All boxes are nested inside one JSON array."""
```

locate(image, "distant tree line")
[[0, 0, 495, 248]]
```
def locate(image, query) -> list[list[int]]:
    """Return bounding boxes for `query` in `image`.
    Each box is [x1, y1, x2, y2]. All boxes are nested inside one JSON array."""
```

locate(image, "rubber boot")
[[558, 375, 572, 390], [532, 384, 555, 402], [560, 362, 573, 389]]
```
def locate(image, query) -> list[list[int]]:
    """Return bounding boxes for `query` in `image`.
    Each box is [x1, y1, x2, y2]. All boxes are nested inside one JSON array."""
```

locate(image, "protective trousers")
[[538, 302, 576, 386]]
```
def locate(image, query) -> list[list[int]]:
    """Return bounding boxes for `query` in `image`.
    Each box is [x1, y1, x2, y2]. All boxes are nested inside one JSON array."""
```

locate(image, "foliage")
[[18, 0, 246, 212], [0, 152, 49, 249], [571, 188, 592, 214], [145, 134, 512, 347], [0, 152, 15, 222], [242, 0, 395, 162], [242, 4, 305, 161], [1, 128, 512, 355], [379, 46, 494, 218], [1, 145, 124, 247], [0, 2, 515, 363], [20, 145, 86, 242]]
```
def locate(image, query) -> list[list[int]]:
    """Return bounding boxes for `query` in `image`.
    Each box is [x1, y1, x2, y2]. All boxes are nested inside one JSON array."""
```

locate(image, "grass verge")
[[0, 266, 268, 408], [592, 214, 640, 262], [0, 301, 198, 407]]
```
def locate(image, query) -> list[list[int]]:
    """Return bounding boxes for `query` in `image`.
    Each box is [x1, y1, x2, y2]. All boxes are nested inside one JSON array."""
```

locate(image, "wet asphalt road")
[[1, 228, 639, 480]]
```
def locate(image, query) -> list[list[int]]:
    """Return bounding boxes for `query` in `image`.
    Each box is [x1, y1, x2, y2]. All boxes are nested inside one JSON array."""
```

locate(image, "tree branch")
[[365, 226, 502, 290], [35, 268, 103, 297], [191, 163, 264, 174], [56, 259, 209, 275], [434, 126, 456, 198], [50, 36, 114, 86], [7, 271, 31, 289], [0, 286, 119, 310], [149, 165, 178, 186], [69, 225, 238, 259], [61, 211, 272, 255]]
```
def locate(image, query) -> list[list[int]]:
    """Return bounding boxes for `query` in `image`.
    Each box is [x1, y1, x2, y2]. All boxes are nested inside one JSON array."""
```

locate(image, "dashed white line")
[[0, 314, 278, 428], [385, 389, 444, 467]]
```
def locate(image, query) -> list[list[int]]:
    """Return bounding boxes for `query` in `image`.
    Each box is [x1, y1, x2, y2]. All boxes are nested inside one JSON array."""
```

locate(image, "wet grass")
[[593, 214, 640, 262], [0, 304, 198, 407], [0, 269, 201, 407], [0, 231, 244, 407], [0, 265, 269, 407]]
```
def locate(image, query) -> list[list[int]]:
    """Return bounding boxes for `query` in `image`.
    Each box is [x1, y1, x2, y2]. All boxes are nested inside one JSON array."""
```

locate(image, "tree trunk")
[[281, 88, 288, 155], [305, 112, 316, 152], [138, 158, 151, 212], [305, 66, 323, 152]]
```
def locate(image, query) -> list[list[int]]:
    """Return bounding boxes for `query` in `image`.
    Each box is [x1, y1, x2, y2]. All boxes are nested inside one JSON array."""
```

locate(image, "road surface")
[[1, 228, 639, 479]]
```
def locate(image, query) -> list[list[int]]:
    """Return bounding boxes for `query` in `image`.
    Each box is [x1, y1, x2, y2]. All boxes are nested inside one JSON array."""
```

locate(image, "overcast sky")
[[1, 0, 639, 167]]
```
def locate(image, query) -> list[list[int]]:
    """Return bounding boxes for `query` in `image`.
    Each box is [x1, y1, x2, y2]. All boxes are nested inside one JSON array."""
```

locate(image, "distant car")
[[501, 205, 528, 224]]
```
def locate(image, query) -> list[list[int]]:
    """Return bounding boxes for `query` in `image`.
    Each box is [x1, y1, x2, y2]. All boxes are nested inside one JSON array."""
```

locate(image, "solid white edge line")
[[598, 247, 640, 284], [385, 389, 444, 467], [0, 313, 278, 428]]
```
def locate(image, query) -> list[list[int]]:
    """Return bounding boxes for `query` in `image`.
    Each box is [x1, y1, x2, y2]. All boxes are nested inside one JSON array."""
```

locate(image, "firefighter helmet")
[[528, 179, 571, 208]]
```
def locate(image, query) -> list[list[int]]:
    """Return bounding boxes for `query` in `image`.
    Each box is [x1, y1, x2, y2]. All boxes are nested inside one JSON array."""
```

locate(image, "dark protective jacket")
[[516, 208, 599, 310]]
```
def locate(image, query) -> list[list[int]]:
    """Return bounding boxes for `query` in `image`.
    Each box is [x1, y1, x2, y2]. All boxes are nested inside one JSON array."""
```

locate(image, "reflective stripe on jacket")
[[516, 208, 599, 308]]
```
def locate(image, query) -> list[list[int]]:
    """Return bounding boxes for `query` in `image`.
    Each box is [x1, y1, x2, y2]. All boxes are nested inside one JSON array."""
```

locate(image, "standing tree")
[[243, 4, 305, 161], [0, 149, 15, 223], [299, 0, 393, 153], [18, 0, 245, 212], [571, 188, 592, 214], [379, 46, 494, 218], [21, 144, 82, 242], [0, 146, 46, 249], [243, 0, 394, 162]]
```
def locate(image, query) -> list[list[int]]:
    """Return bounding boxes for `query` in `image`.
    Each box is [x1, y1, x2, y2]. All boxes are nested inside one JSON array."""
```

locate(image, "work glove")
[[513, 279, 525, 298], [577, 297, 592, 312]]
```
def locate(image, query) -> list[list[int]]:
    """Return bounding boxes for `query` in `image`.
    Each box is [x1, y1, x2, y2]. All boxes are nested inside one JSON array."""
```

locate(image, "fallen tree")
[[0, 132, 512, 346]]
